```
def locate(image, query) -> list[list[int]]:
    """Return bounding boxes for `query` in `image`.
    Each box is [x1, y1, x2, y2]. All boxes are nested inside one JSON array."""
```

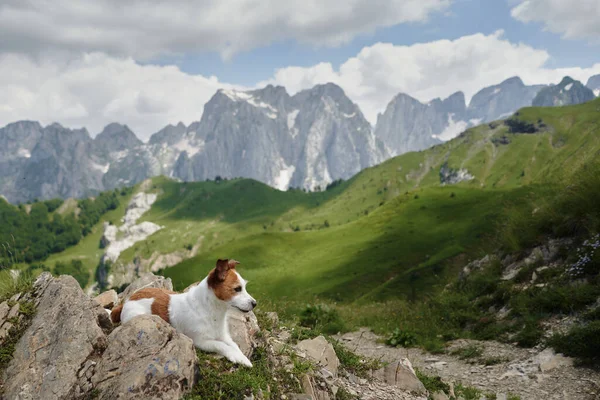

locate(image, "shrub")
[[548, 321, 600, 364], [299, 304, 345, 334], [386, 328, 418, 348]]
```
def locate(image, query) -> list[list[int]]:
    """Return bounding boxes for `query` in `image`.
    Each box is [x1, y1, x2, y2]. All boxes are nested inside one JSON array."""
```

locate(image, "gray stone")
[[0, 321, 13, 341], [7, 302, 20, 319], [94, 289, 118, 309], [91, 315, 196, 400], [296, 335, 340, 377], [0, 300, 9, 322], [374, 358, 426, 395], [535, 348, 573, 372], [432, 391, 450, 400], [228, 309, 260, 357], [2, 274, 110, 400], [118, 273, 173, 302]]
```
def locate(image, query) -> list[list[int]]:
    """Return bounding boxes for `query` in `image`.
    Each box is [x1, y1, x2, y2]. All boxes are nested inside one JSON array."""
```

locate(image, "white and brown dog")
[[110, 259, 257, 367]]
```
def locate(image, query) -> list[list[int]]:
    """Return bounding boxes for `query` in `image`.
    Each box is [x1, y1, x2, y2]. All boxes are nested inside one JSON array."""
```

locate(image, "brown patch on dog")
[[110, 304, 123, 323], [129, 288, 176, 323], [207, 259, 242, 301]]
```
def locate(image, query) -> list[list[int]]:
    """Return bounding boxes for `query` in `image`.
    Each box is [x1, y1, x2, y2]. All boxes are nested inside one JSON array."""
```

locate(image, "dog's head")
[[207, 258, 257, 312]]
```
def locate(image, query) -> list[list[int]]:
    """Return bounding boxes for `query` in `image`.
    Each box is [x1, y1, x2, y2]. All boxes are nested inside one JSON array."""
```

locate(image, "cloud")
[[2, 32, 600, 139], [261, 31, 600, 123], [0, 0, 450, 60], [511, 0, 600, 42], [0, 52, 241, 140]]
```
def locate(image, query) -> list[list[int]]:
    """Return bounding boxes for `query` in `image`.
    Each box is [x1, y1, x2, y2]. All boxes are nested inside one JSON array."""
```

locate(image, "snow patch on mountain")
[[91, 161, 110, 174], [17, 149, 31, 158], [594, 89, 600, 97], [274, 159, 296, 191], [432, 114, 468, 141], [173, 138, 203, 157], [493, 88, 501, 95]]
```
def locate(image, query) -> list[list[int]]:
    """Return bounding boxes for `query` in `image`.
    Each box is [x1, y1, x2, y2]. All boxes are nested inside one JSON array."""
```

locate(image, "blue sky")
[[160, 0, 599, 86], [0, 0, 599, 138]]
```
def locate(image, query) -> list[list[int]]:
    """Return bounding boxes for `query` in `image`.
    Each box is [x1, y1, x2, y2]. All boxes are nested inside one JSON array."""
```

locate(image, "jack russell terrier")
[[110, 258, 257, 367]]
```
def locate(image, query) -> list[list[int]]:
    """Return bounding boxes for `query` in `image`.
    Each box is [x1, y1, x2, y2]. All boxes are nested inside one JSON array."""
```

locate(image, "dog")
[[110, 258, 257, 367]]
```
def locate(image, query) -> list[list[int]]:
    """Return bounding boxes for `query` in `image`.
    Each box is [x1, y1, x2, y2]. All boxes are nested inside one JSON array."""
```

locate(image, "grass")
[[185, 347, 297, 400], [0, 270, 34, 303], [450, 345, 484, 361]]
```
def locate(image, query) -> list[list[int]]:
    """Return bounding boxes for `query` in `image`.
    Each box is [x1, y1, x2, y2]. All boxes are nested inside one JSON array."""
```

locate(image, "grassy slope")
[[37, 99, 600, 328], [157, 100, 600, 322]]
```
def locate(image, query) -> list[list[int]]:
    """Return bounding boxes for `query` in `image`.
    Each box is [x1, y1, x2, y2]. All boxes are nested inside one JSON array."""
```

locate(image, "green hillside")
[[15, 99, 600, 353]]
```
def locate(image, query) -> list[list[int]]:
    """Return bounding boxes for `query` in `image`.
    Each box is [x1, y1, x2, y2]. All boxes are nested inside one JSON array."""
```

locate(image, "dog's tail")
[[110, 304, 123, 324]]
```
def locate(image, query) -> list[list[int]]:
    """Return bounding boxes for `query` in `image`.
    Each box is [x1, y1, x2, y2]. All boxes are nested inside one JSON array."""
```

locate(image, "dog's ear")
[[215, 259, 239, 281]]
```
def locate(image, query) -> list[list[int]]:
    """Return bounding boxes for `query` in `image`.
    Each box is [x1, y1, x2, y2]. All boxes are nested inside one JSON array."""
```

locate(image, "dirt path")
[[334, 329, 600, 400]]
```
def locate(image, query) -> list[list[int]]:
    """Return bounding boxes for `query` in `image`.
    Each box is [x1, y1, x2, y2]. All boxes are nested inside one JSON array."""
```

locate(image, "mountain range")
[[1, 75, 599, 203]]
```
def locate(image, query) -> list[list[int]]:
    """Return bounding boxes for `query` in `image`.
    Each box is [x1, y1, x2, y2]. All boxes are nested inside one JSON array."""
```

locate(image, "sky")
[[0, 0, 599, 140]]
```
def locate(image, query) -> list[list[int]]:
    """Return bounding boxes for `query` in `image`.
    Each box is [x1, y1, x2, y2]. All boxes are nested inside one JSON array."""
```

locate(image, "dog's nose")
[[251, 300, 257, 309]]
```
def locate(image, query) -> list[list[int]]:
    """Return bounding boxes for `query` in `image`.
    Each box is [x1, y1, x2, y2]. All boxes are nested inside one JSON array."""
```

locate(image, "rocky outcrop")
[[467, 76, 545, 123], [90, 315, 196, 400], [532, 76, 595, 107], [101, 191, 161, 263], [587, 74, 600, 97], [3, 273, 112, 400], [297, 335, 340, 377]]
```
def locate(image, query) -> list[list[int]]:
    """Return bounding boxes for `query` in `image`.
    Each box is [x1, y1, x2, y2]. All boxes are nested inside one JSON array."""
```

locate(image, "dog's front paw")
[[227, 352, 253, 367]]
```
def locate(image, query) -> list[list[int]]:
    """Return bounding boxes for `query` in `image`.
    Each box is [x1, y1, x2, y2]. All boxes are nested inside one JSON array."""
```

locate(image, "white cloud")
[[261, 31, 600, 123], [0, 52, 241, 140], [2, 32, 600, 139], [0, 0, 450, 60], [511, 0, 600, 41]]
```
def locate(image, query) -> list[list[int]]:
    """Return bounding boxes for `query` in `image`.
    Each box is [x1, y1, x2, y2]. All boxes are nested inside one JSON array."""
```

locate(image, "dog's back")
[[111, 288, 176, 324]]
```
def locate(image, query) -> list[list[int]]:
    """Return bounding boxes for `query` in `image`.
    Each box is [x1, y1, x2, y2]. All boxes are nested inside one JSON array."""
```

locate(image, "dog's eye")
[[234, 286, 242, 292]]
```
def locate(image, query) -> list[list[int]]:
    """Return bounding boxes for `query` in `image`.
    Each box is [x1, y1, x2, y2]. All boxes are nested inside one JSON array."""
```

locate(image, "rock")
[[3, 273, 110, 400], [296, 336, 340, 377], [535, 348, 573, 372], [228, 309, 260, 357], [0, 321, 13, 341], [265, 311, 279, 328], [7, 302, 20, 319], [373, 358, 426, 395], [118, 273, 173, 302], [432, 391, 450, 400], [91, 315, 196, 399], [0, 300, 10, 322], [94, 289, 118, 308], [289, 395, 313, 400]]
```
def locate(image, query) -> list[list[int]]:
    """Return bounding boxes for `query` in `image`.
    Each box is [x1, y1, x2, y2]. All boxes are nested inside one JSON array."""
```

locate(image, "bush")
[[386, 328, 418, 348], [299, 304, 345, 334], [549, 321, 600, 364]]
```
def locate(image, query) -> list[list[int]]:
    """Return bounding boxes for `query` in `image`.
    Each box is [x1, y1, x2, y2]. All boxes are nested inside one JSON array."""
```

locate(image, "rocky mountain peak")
[[532, 76, 595, 107], [586, 74, 600, 96], [94, 123, 142, 154]]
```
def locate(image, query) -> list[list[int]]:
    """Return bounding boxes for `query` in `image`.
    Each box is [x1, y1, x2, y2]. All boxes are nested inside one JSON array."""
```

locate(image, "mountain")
[[587, 74, 600, 97], [173, 83, 387, 190], [374, 92, 466, 156], [532, 76, 595, 107], [0, 122, 105, 203], [467, 76, 545, 123], [0, 76, 595, 203]]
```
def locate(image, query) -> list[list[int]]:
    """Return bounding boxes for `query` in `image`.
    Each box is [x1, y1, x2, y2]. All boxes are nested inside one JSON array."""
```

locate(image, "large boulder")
[[2, 273, 112, 400], [94, 289, 119, 308], [91, 315, 197, 399], [372, 358, 426, 395], [228, 309, 260, 357], [296, 335, 340, 377]]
